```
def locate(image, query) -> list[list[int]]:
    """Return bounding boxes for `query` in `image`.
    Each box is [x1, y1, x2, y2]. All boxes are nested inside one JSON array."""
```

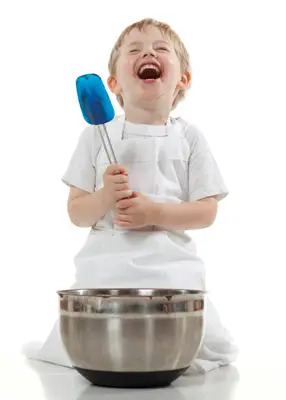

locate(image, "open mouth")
[[137, 64, 162, 80]]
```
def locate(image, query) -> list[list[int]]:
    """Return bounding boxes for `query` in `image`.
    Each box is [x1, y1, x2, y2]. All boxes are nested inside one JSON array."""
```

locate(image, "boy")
[[26, 18, 238, 373]]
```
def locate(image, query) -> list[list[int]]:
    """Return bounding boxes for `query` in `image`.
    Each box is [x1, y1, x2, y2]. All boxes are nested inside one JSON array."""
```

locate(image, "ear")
[[107, 76, 122, 95], [176, 71, 191, 90]]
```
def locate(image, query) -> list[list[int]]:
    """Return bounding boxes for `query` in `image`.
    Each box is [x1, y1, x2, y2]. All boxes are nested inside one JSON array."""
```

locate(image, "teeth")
[[139, 64, 160, 74]]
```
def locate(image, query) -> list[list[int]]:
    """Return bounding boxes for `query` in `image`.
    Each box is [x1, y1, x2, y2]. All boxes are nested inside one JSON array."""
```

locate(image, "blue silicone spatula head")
[[76, 74, 115, 125]]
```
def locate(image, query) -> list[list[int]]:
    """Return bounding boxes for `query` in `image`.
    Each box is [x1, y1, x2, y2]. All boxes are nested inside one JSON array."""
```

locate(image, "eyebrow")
[[127, 40, 170, 47]]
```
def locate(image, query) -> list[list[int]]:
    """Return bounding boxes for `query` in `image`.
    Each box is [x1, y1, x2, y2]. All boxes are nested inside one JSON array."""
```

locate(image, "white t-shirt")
[[62, 115, 228, 205]]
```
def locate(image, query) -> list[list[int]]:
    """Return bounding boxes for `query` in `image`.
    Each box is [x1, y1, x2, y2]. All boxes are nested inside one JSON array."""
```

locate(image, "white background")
[[0, 0, 285, 363]]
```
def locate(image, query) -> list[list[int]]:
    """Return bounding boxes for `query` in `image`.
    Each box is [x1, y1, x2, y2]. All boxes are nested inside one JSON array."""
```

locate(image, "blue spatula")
[[76, 73, 118, 164]]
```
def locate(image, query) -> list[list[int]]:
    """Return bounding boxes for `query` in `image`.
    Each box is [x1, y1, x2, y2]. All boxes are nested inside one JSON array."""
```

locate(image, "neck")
[[123, 103, 171, 125]]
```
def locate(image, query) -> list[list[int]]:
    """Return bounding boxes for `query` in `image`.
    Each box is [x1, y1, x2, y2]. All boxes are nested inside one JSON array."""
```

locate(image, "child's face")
[[108, 26, 190, 109]]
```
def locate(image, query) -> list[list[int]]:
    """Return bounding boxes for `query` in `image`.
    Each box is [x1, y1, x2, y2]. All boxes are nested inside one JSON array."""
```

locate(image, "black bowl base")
[[73, 366, 189, 388]]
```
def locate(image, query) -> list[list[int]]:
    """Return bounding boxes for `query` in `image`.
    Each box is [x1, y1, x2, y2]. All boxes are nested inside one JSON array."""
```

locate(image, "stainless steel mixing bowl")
[[57, 288, 205, 388]]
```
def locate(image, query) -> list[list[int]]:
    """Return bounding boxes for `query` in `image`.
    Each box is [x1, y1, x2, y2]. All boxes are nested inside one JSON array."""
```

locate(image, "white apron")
[[74, 116, 206, 290], [23, 117, 238, 372]]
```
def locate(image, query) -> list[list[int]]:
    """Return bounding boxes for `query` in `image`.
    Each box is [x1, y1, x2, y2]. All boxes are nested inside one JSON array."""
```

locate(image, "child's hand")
[[102, 164, 132, 208], [114, 192, 159, 229]]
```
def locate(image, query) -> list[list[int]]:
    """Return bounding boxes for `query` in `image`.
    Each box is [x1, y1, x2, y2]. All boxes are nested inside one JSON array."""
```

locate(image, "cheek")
[[163, 59, 181, 82], [117, 58, 135, 80], [160, 51, 181, 79]]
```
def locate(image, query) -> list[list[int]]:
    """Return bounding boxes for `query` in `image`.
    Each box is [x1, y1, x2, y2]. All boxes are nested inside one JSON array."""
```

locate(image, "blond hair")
[[108, 18, 191, 110]]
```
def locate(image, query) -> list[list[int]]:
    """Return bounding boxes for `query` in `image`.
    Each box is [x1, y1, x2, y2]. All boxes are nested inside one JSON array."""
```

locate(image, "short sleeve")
[[183, 122, 229, 202], [62, 125, 100, 193]]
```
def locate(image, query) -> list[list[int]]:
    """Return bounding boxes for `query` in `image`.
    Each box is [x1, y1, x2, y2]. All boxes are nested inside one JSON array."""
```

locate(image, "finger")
[[115, 190, 133, 200], [114, 220, 135, 228], [112, 174, 129, 184], [115, 207, 131, 215], [105, 164, 128, 176], [114, 166, 128, 176], [116, 198, 134, 208], [115, 214, 132, 222], [114, 183, 130, 191]]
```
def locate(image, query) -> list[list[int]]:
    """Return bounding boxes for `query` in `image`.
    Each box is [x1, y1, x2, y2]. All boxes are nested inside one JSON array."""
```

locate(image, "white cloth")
[[23, 115, 238, 372]]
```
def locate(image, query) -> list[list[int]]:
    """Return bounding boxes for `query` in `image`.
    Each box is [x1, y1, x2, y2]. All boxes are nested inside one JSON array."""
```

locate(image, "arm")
[[115, 194, 218, 230], [67, 186, 108, 227], [152, 196, 218, 230], [68, 164, 132, 227]]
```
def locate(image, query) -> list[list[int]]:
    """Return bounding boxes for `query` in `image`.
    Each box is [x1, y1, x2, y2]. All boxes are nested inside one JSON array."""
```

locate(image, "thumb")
[[131, 191, 140, 198]]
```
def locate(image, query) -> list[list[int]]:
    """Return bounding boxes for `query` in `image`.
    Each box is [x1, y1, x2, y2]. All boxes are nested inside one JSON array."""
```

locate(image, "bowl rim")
[[57, 288, 206, 298]]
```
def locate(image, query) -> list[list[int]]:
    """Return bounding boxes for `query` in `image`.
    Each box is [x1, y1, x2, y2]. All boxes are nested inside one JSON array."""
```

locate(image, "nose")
[[142, 47, 157, 58]]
